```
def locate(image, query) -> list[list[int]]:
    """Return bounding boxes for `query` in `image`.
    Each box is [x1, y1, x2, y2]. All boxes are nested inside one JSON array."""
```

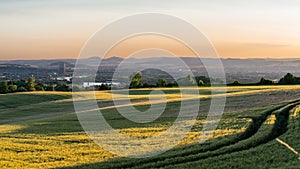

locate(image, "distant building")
[[58, 63, 66, 75], [83, 82, 103, 88], [52, 77, 72, 82], [83, 81, 120, 88]]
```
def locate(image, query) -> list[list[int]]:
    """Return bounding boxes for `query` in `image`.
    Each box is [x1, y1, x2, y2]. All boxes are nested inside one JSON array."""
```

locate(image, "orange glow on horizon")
[[103, 35, 196, 59]]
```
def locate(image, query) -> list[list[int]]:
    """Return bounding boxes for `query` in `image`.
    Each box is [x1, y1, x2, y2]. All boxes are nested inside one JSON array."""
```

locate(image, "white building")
[[83, 82, 120, 88], [52, 77, 72, 82]]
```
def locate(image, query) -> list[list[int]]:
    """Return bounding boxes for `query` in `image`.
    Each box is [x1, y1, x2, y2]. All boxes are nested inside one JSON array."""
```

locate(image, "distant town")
[[1, 56, 300, 94]]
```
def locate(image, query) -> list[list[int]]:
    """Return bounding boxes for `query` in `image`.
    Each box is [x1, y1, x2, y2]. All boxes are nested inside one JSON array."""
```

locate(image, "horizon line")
[[1, 56, 300, 61]]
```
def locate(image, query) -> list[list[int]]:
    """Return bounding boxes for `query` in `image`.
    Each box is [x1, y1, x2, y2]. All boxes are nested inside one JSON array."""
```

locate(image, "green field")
[[0, 86, 300, 169]]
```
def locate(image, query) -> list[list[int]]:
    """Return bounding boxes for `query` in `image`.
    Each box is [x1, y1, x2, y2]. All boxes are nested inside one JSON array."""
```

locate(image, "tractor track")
[[94, 100, 300, 169]]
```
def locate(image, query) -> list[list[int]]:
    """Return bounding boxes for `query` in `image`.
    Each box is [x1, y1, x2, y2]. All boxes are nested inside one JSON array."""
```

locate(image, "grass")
[[163, 102, 300, 169], [1, 86, 300, 168], [0, 92, 71, 109]]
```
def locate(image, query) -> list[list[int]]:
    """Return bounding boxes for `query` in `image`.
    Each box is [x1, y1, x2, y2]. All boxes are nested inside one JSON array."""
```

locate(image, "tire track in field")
[[276, 138, 300, 160], [103, 100, 300, 169], [2, 88, 296, 125], [149, 101, 300, 169], [82, 101, 298, 169]]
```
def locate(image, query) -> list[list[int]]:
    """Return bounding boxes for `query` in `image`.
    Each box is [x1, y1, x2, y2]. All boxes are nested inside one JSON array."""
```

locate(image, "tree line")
[[129, 72, 211, 88], [130, 72, 300, 88], [0, 77, 71, 94], [229, 73, 300, 86], [1, 72, 300, 94]]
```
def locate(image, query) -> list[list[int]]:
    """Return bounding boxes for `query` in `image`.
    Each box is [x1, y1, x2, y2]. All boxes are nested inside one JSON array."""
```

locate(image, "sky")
[[0, 0, 300, 60]]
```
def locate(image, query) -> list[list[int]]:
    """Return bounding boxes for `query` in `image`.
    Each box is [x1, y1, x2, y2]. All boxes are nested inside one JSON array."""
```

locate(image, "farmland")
[[0, 86, 300, 169]]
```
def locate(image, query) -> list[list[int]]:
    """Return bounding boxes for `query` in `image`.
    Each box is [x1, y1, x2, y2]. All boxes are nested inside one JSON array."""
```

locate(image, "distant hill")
[[49, 62, 74, 68], [2, 57, 300, 83], [0, 63, 34, 68], [0, 59, 76, 67], [103, 56, 123, 63], [141, 68, 174, 85], [0, 56, 123, 68]]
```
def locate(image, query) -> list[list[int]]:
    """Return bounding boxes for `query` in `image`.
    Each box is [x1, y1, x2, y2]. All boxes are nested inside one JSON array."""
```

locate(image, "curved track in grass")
[[62, 99, 300, 169]]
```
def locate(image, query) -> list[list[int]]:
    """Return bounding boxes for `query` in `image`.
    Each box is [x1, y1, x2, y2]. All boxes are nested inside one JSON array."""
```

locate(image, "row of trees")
[[130, 72, 300, 88], [0, 77, 71, 94], [2, 72, 299, 94], [129, 72, 211, 88], [229, 73, 300, 86], [278, 73, 300, 84]]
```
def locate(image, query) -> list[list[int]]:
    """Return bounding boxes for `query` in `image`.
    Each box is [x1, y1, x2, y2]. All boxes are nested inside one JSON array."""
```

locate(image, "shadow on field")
[[11, 90, 300, 136], [55, 100, 299, 169], [12, 98, 211, 135], [0, 93, 71, 109], [111, 88, 218, 96], [111, 89, 182, 95]]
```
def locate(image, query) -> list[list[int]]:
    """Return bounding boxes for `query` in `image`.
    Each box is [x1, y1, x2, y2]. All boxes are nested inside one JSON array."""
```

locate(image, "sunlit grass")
[[0, 132, 115, 169], [0, 110, 252, 169], [0, 125, 25, 133], [1, 86, 300, 168]]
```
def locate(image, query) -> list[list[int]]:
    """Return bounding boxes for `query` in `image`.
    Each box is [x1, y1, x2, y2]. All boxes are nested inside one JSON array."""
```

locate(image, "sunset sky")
[[0, 0, 300, 60]]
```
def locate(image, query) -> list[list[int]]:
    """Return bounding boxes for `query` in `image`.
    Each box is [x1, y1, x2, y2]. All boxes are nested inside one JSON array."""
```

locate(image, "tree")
[[129, 72, 142, 88], [16, 80, 26, 88], [157, 78, 168, 87], [55, 82, 70, 92], [195, 76, 210, 85], [17, 87, 27, 92], [27, 77, 36, 91], [168, 81, 178, 87], [7, 81, 14, 86], [0, 81, 9, 94], [278, 73, 299, 84], [72, 85, 81, 92], [198, 80, 205, 86], [232, 80, 240, 86], [143, 82, 150, 88], [259, 78, 274, 85], [35, 82, 45, 91], [187, 75, 196, 85], [96, 84, 111, 90], [45, 83, 55, 91], [8, 85, 18, 93], [176, 75, 196, 86]]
